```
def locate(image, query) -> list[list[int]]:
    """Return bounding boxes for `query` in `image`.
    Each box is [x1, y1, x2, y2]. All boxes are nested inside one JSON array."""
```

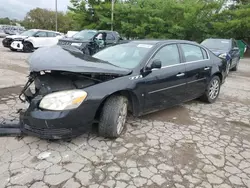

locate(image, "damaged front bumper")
[[18, 73, 100, 139], [10, 41, 24, 50], [19, 104, 95, 139]]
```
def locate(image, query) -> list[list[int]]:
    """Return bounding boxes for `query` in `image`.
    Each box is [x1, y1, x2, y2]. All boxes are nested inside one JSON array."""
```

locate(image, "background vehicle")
[[58, 29, 123, 55], [20, 40, 226, 139], [0, 28, 7, 38], [2, 29, 63, 52], [66, 31, 78, 38], [201, 38, 240, 74]]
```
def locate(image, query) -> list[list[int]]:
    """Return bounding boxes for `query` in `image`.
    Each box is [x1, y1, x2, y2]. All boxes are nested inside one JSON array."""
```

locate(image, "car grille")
[[58, 41, 72, 45], [2, 38, 13, 47], [24, 124, 72, 137]]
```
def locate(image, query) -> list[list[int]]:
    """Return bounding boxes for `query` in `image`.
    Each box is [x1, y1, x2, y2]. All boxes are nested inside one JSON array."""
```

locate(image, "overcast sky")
[[0, 0, 71, 19]]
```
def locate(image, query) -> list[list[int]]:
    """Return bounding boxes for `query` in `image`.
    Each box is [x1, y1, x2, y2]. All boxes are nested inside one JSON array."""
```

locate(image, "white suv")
[[3, 29, 63, 52]]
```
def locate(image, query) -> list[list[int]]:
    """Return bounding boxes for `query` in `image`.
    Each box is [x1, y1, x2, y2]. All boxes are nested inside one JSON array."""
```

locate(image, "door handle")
[[176, 73, 185, 77], [204, 67, 210, 70]]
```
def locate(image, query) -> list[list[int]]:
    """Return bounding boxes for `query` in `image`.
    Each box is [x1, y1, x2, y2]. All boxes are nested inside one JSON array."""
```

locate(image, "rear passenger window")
[[201, 48, 208, 59], [152, 44, 180, 67], [181, 44, 204, 62], [47, 32, 56, 37], [106, 33, 115, 40]]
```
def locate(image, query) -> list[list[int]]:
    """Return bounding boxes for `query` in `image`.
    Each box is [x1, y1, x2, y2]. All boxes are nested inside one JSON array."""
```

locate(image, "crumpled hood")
[[6, 35, 28, 39], [59, 37, 90, 43], [27, 45, 132, 75]]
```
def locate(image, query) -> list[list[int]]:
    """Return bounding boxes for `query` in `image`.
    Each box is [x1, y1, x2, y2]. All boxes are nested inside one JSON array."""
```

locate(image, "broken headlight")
[[39, 90, 87, 111]]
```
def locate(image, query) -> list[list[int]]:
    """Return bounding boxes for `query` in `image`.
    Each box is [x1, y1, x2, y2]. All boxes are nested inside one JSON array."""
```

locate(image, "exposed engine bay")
[[20, 71, 118, 103]]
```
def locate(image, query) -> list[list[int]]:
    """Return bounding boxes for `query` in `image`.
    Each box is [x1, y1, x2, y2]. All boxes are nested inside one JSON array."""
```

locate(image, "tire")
[[99, 96, 128, 138], [82, 47, 90, 55], [231, 59, 239, 71], [226, 60, 231, 76], [201, 76, 221, 103], [23, 42, 34, 52], [10, 48, 17, 52]]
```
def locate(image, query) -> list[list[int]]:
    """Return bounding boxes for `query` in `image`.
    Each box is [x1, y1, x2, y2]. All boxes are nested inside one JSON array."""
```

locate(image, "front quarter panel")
[[82, 74, 144, 116]]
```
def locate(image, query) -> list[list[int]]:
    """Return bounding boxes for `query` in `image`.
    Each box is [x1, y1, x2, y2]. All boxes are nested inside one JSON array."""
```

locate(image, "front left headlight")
[[218, 53, 227, 59], [71, 43, 82, 47], [39, 90, 87, 111]]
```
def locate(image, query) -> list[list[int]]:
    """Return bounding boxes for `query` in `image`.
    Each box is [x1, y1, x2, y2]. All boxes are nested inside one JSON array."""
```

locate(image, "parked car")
[[58, 29, 123, 55], [20, 40, 227, 139], [2, 29, 63, 52], [66, 31, 79, 38], [0, 29, 7, 38], [201, 38, 240, 74]]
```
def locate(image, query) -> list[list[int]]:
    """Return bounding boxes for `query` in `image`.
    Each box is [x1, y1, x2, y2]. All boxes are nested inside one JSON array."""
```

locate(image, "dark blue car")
[[201, 38, 240, 75]]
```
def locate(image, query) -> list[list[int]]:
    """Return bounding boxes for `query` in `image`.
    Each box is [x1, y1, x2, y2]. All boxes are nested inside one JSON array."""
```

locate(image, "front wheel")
[[201, 76, 221, 103], [10, 48, 17, 52], [23, 42, 34, 52], [99, 96, 128, 138], [231, 59, 239, 71]]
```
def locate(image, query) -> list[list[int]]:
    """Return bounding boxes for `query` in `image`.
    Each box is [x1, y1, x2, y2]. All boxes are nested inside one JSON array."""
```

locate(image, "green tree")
[[21, 8, 74, 33]]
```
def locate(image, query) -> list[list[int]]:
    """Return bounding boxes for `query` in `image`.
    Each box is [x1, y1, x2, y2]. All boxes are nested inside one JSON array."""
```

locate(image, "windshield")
[[20, 30, 36, 37], [93, 43, 153, 69], [72, 30, 97, 40], [201, 39, 230, 50]]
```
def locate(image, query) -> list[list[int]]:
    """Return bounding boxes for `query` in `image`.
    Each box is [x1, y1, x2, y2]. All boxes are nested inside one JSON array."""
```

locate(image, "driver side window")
[[152, 44, 180, 67], [35, 31, 47, 37]]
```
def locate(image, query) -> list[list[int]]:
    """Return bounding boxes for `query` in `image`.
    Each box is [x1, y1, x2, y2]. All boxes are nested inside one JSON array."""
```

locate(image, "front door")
[[180, 44, 211, 99], [143, 44, 187, 113]]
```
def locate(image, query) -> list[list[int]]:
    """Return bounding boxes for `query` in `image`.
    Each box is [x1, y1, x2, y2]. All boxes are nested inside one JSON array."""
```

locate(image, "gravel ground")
[[0, 38, 250, 188]]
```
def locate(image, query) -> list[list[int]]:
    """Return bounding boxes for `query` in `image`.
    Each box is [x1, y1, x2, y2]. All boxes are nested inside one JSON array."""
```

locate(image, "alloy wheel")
[[209, 79, 219, 100], [116, 103, 127, 135], [226, 61, 230, 75]]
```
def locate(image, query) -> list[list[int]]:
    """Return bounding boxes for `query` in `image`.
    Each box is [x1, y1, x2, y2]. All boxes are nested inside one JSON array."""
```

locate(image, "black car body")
[[57, 29, 123, 55], [20, 40, 226, 139], [201, 38, 241, 73]]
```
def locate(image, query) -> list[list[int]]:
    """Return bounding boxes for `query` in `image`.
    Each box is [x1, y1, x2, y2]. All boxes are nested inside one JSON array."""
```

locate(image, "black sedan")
[[20, 40, 227, 139], [201, 38, 240, 74]]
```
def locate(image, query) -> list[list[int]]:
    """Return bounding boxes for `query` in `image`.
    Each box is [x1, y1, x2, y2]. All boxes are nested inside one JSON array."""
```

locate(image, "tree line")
[[1, 0, 250, 42]]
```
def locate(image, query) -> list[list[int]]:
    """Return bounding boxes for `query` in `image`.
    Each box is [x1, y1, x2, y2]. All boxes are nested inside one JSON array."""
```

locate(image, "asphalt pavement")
[[0, 38, 250, 188]]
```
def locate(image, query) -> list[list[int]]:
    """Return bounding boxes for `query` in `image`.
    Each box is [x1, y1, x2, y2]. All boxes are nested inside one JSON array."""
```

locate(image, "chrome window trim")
[[146, 43, 211, 71]]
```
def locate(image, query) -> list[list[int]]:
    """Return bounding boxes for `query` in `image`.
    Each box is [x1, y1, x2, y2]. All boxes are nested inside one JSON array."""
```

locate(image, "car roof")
[[204, 38, 231, 41], [129, 39, 199, 45], [79, 29, 97, 32], [29, 29, 61, 34]]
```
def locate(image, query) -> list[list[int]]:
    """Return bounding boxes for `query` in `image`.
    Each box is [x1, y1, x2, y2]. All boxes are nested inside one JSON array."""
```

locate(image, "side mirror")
[[34, 35, 39, 37], [146, 59, 162, 71]]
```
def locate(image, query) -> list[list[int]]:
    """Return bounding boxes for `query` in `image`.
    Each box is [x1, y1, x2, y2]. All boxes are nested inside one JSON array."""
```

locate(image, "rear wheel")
[[201, 76, 221, 103], [99, 96, 128, 138]]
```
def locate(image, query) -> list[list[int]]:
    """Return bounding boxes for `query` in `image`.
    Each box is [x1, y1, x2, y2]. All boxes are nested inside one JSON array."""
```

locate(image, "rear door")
[[105, 32, 116, 46], [180, 43, 211, 99], [32, 31, 48, 47], [143, 44, 187, 113], [47, 32, 60, 46]]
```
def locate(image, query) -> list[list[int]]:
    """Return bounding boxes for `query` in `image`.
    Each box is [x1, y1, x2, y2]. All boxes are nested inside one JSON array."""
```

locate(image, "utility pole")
[[111, 0, 114, 31], [55, 0, 58, 31]]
